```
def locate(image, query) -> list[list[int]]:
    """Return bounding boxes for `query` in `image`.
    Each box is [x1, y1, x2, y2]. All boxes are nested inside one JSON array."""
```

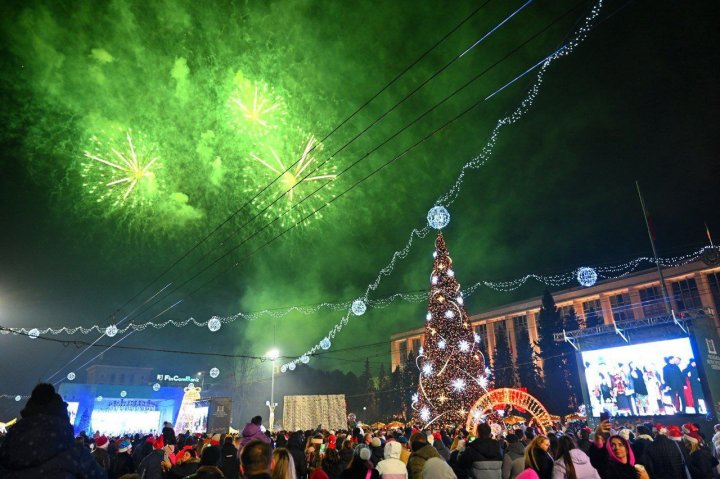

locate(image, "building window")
[[672, 278, 702, 311], [639, 286, 666, 317], [582, 299, 603, 328], [475, 323, 489, 352], [398, 341, 408, 364], [610, 293, 634, 322], [411, 338, 421, 355], [494, 320, 511, 353], [513, 315, 528, 333], [708, 273, 720, 313], [559, 305, 579, 327], [110, 373, 116, 383]]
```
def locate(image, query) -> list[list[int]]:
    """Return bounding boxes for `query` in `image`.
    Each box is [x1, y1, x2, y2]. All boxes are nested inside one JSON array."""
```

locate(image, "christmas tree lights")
[[412, 232, 491, 428]]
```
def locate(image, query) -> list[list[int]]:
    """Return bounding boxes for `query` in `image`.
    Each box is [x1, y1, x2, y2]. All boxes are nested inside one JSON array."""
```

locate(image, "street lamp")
[[265, 349, 280, 431]]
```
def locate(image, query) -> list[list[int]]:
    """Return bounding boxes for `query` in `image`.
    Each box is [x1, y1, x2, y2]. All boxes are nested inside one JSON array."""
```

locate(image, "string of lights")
[[3, 243, 716, 337], [32, 1, 593, 382], [279, 0, 606, 373]]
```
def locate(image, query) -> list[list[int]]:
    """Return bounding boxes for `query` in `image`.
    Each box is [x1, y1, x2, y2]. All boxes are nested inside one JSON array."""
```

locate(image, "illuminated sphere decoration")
[[208, 317, 222, 332], [320, 337, 331, 350], [28, 328, 40, 339], [209, 367, 220, 378], [288, 362, 296, 371], [576, 267, 598, 287], [105, 325, 118, 337], [152, 383, 161, 392], [300, 354, 310, 364], [351, 299, 367, 316], [427, 205, 450, 230], [120, 390, 127, 398], [280, 365, 288, 373], [14, 395, 21, 402], [412, 393, 419, 403], [67, 372, 76, 381]]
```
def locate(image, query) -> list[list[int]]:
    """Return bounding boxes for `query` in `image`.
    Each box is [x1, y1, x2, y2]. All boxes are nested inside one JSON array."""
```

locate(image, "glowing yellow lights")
[[438, 296, 445, 303], [83, 130, 159, 203], [438, 394, 448, 404], [249, 135, 335, 204], [232, 84, 281, 128]]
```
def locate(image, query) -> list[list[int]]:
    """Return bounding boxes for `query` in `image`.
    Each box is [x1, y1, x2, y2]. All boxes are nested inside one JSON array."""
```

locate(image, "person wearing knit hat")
[[165, 445, 200, 479], [114, 440, 136, 478], [407, 432, 441, 479], [327, 434, 337, 450], [92, 435, 111, 472], [0, 383, 106, 479], [369, 436, 384, 466]]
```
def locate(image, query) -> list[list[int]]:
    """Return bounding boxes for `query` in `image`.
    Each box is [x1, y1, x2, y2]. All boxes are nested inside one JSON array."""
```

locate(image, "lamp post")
[[265, 349, 280, 431]]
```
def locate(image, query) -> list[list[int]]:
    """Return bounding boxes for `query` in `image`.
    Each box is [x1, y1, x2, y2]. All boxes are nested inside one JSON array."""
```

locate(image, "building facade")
[[391, 260, 720, 371]]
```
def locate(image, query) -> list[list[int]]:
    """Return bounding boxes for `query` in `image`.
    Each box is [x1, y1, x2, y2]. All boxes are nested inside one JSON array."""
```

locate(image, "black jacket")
[[111, 451, 135, 478], [165, 460, 199, 479], [0, 413, 107, 479], [287, 432, 308, 478], [220, 442, 240, 479], [645, 435, 686, 479], [458, 436, 503, 468], [185, 465, 226, 478], [689, 446, 718, 479]]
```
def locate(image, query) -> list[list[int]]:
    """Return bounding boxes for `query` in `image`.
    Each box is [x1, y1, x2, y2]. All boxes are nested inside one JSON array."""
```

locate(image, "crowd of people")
[[3, 384, 720, 479]]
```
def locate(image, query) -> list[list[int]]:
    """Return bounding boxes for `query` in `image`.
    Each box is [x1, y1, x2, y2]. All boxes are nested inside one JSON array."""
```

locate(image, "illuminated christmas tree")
[[412, 231, 491, 428]]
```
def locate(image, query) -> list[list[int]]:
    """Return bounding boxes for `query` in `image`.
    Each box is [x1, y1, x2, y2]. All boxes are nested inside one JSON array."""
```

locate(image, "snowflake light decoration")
[[208, 318, 222, 332], [351, 299, 367, 316], [577, 267, 598, 287], [427, 205, 451, 229], [67, 372, 76, 381], [209, 367, 220, 378]]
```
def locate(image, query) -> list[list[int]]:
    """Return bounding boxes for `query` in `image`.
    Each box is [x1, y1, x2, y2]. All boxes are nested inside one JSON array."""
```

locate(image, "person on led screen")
[[663, 356, 686, 413]]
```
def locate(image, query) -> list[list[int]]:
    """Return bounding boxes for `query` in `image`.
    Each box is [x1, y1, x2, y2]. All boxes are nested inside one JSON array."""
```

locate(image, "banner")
[[689, 314, 720, 420], [283, 395, 346, 431], [207, 397, 232, 434]]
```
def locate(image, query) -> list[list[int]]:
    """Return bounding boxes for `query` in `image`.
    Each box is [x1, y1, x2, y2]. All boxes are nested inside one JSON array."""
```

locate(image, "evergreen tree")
[[359, 358, 379, 421], [402, 351, 418, 420], [492, 323, 517, 388], [584, 303, 604, 328], [413, 232, 490, 427], [534, 290, 581, 413], [516, 324, 542, 396], [377, 362, 390, 419], [390, 365, 403, 418]]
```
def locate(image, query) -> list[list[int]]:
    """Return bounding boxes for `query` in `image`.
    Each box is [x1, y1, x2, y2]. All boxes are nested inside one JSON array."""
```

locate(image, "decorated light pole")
[[265, 349, 280, 431]]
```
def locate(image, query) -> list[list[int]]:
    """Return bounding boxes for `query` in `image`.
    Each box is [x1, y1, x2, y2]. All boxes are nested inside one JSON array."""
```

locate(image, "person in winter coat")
[[370, 437, 385, 467], [220, 436, 241, 479], [242, 416, 272, 448], [113, 440, 135, 478], [407, 433, 442, 479], [433, 432, 451, 462], [588, 433, 649, 479], [458, 423, 502, 479], [0, 383, 107, 479], [686, 434, 718, 479], [525, 436, 553, 479], [92, 435, 111, 473], [287, 431, 309, 479], [162, 421, 177, 447], [629, 426, 653, 469], [551, 435, 600, 479], [185, 445, 225, 479], [340, 447, 380, 479], [502, 434, 526, 479], [338, 440, 355, 472], [311, 448, 342, 479], [644, 426, 686, 479], [421, 457, 457, 479], [137, 436, 167, 479], [377, 441, 408, 479], [165, 445, 200, 479]]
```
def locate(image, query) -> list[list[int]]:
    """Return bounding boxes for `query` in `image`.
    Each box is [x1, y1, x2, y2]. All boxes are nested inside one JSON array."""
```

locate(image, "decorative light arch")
[[465, 388, 553, 434]]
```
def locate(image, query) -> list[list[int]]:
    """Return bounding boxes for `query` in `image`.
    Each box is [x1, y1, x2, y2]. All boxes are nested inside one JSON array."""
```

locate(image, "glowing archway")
[[465, 388, 553, 434]]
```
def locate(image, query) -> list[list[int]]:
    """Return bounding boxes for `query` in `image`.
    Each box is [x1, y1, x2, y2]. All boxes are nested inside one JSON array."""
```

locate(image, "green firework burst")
[[227, 72, 287, 137], [244, 132, 337, 228]]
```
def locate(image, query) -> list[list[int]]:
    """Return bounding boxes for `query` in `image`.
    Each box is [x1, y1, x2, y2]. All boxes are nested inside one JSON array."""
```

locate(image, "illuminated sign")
[[156, 374, 200, 383]]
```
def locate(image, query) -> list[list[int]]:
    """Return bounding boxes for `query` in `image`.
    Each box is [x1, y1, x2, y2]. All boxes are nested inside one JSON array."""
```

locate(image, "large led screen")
[[581, 337, 706, 417]]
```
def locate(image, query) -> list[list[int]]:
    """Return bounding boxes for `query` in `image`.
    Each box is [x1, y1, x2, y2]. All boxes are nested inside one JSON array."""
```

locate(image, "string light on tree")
[[351, 299, 367, 316], [576, 267, 598, 287], [413, 232, 491, 427], [209, 367, 220, 378], [208, 317, 222, 332], [427, 206, 451, 230], [423, 363, 433, 377]]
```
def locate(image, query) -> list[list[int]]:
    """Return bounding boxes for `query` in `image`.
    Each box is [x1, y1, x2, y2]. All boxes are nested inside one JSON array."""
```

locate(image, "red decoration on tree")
[[413, 232, 491, 427]]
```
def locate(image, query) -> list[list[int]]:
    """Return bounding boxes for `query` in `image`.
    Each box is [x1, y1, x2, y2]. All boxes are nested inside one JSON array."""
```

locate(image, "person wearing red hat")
[[91, 435, 110, 473], [165, 445, 200, 479], [138, 435, 168, 479]]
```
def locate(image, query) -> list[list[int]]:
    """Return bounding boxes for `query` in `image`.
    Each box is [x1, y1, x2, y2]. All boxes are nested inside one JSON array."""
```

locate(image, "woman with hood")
[[0, 383, 106, 479], [241, 416, 272, 448], [376, 441, 408, 478], [552, 435, 600, 479], [340, 447, 380, 479], [589, 433, 649, 479]]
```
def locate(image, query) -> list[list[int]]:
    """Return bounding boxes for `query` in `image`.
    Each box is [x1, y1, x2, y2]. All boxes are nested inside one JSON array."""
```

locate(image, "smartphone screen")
[[320, 443, 326, 453]]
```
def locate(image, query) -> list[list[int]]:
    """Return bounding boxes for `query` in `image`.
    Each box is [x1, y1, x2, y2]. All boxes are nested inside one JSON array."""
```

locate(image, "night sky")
[[1, 0, 718, 417]]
